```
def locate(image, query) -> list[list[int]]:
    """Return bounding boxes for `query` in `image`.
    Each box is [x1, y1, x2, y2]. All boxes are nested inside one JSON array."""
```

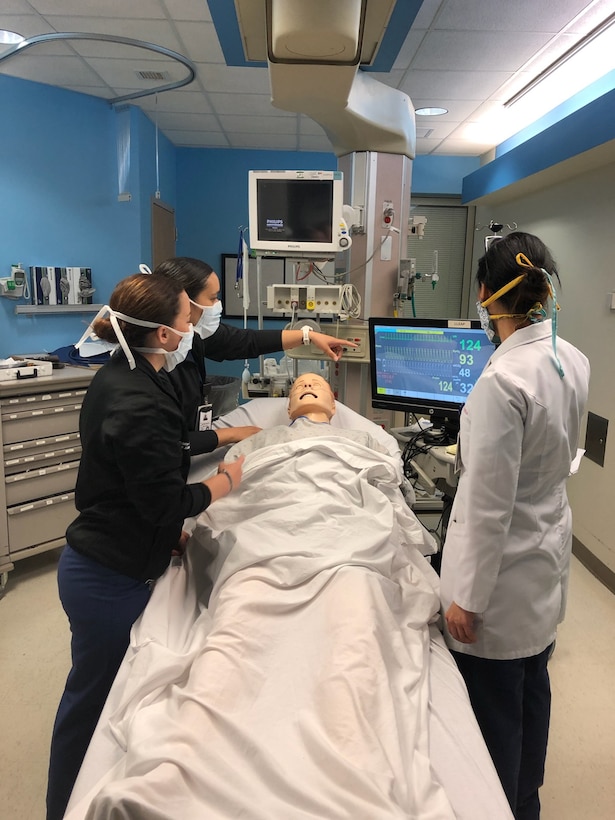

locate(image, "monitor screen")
[[248, 170, 351, 257], [368, 317, 494, 433], [256, 179, 333, 244]]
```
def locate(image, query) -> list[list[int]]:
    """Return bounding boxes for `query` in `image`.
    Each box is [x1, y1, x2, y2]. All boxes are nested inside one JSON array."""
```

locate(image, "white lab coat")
[[440, 322, 590, 659]]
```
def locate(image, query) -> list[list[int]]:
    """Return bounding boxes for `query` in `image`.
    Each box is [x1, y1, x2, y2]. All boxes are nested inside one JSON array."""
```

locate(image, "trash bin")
[[204, 376, 241, 419]]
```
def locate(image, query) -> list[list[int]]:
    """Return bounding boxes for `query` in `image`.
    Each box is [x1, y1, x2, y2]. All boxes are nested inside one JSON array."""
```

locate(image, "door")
[[151, 199, 176, 269]]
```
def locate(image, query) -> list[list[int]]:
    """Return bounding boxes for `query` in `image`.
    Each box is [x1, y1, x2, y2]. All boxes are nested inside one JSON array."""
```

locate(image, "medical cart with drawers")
[[0, 366, 94, 591]]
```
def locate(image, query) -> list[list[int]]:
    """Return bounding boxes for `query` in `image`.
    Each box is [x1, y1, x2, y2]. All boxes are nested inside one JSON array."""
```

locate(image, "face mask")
[[476, 301, 499, 344], [191, 299, 222, 340], [160, 326, 194, 372], [134, 325, 194, 372]]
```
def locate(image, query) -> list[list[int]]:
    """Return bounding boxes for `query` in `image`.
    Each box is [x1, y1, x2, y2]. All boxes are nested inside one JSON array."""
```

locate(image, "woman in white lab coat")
[[439, 232, 590, 820]]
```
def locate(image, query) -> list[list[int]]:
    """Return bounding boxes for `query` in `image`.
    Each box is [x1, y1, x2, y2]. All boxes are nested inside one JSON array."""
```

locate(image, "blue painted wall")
[[175, 148, 337, 261], [0, 76, 176, 358], [411, 155, 480, 195]]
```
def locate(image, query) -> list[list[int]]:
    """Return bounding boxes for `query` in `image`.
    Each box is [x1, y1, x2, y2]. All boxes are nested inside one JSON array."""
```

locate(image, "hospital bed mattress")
[[65, 399, 512, 820]]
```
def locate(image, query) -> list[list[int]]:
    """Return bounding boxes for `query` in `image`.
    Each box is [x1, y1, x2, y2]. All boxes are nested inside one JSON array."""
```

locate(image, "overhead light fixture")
[[504, 11, 615, 107], [415, 107, 448, 116], [465, 8, 615, 149]]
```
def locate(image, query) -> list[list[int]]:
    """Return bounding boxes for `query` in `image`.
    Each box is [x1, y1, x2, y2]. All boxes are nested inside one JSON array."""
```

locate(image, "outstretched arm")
[[281, 328, 357, 362]]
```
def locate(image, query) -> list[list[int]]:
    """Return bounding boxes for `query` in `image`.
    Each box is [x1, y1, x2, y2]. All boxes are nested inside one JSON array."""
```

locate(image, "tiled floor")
[[1, 549, 614, 819]]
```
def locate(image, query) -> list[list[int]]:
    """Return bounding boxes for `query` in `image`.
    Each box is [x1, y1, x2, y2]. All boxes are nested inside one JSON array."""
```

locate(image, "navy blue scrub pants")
[[46, 545, 151, 820], [451, 644, 552, 820]]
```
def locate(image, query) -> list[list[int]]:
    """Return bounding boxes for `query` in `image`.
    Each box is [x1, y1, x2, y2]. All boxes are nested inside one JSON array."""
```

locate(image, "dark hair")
[[476, 231, 561, 315], [153, 257, 214, 301], [93, 273, 184, 346]]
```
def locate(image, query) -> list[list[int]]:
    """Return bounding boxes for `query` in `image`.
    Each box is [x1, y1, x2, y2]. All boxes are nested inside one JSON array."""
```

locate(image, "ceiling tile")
[[228, 132, 298, 150], [44, 17, 185, 53], [0, 54, 109, 87], [391, 29, 426, 71], [413, 30, 552, 73], [174, 20, 225, 64], [400, 70, 513, 101], [139, 89, 212, 114], [163, 0, 213, 23], [299, 134, 334, 152], [218, 114, 297, 135], [154, 111, 221, 131], [208, 92, 295, 117], [2, 1, 40, 12], [0, 13, 55, 39], [197, 63, 271, 94], [67, 40, 185, 62], [434, 0, 594, 33], [28, 0, 167, 19], [169, 130, 229, 147]]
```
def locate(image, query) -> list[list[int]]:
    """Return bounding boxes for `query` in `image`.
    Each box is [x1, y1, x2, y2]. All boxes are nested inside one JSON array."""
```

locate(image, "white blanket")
[[79, 436, 458, 819]]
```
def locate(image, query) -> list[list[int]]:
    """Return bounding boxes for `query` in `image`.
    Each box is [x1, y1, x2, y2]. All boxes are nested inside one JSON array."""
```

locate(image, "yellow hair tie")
[[515, 252, 534, 269]]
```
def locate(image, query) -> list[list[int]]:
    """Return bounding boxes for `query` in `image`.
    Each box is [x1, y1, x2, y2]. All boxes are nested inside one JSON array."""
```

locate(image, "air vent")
[[136, 70, 170, 81], [416, 128, 433, 139]]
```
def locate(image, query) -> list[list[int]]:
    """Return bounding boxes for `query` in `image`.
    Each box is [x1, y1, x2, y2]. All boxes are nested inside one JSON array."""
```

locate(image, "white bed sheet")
[[65, 399, 512, 820]]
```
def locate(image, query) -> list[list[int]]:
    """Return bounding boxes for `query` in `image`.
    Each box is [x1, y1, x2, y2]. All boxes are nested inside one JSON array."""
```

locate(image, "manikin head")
[[288, 373, 336, 424]]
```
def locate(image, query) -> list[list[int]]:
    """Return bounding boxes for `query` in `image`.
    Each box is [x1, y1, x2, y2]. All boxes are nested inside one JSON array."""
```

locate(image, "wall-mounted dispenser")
[[0, 264, 29, 300]]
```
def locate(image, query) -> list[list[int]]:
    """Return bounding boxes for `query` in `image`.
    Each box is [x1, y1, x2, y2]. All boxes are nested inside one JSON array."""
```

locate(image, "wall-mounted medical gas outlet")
[[409, 215, 427, 238], [397, 258, 417, 299], [267, 284, 343, 315], [338, 322, 369, 362], [382, 201, 395, 229]]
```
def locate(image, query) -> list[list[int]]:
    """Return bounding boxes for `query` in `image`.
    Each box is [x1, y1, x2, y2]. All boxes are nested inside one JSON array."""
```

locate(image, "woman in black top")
[[46, 272, 245, 820], [154, 257, 353, 453]]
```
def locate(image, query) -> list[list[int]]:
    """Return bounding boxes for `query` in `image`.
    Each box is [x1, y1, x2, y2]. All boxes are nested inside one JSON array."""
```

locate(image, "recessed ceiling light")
[[415, 106, 448, 116], [0, 30, 25, 46]]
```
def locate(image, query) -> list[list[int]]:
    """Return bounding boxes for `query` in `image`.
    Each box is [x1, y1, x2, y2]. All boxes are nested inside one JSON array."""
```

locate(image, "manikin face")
[[288, 373, 336, 422]]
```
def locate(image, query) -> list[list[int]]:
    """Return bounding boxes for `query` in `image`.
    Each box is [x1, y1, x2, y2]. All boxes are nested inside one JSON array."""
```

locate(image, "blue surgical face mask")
[[191, 299, 222, 340]]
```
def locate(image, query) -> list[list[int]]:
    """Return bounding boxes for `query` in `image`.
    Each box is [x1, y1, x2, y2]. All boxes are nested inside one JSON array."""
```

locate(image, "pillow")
[[214, 397, 400, 459]]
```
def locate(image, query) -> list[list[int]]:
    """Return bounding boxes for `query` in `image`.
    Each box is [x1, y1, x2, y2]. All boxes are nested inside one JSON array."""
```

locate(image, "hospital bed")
[[64, 398, 512, 820]]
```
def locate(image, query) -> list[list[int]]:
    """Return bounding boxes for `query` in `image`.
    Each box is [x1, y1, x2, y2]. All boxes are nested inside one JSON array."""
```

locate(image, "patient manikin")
[[226, 373, 388, 460]]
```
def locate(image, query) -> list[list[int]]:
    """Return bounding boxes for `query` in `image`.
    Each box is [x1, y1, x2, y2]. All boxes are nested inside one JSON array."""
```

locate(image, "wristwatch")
[[301, 325, 312, 346]]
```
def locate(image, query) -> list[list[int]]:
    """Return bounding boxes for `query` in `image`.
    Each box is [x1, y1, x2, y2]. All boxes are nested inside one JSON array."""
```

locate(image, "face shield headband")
[[75, 305, 189, 371]]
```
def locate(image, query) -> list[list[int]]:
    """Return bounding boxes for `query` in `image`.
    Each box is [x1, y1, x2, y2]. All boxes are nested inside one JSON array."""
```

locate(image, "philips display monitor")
[[248, 170, 351, 258], [368, 317, 494, 437]]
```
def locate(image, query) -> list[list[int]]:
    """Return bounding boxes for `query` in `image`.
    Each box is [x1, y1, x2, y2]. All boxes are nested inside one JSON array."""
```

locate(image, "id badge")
[[197, 403, 213, 431]]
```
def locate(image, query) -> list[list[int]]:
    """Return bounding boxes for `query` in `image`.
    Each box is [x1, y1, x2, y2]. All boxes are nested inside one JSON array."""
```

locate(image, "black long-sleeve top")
[[66, 351, 211, 582], [167, 323, 283, 454]]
